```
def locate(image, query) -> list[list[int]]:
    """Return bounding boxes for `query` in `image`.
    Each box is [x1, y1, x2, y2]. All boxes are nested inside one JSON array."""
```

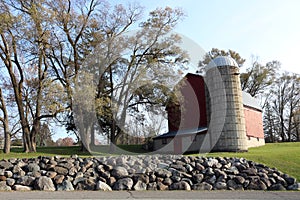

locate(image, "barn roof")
[[242, 91, 262, 111], [154, 127, 207, 139]]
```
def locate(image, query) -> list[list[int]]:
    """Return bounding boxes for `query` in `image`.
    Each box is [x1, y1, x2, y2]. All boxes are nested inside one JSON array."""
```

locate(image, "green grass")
[[193, 142, 300, 181], [0, 142, 299, 181]]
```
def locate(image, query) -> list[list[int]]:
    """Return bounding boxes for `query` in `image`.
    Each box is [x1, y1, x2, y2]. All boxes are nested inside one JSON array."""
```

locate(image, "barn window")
[[257, 137, 259, 141], [162, 138, 167, 144]]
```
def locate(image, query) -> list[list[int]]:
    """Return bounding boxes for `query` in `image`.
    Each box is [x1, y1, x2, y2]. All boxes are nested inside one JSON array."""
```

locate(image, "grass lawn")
[[0, 142, 299, 181]]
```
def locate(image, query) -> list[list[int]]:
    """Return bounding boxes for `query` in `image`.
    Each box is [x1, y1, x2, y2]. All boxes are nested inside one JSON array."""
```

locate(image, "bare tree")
[[267, 73, 300, 142]]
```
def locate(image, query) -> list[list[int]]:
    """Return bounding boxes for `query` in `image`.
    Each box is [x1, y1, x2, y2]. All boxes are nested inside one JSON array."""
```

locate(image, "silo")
[[204, 56, 248, 152]]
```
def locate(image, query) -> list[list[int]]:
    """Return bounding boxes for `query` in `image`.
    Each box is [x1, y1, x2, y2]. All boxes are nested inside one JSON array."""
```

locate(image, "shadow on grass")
[[0, 144, 150, 159]]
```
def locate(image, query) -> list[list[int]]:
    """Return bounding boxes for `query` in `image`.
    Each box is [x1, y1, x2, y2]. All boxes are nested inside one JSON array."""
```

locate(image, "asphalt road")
[[0, 191, 299, 200]]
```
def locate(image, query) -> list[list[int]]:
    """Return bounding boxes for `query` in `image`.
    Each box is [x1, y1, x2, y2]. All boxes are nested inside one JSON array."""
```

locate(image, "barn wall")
[[244, 106, 264, 138], [247, 136, 265, 148], [153, 138, 174, 153], [167, 74, 207, 132]]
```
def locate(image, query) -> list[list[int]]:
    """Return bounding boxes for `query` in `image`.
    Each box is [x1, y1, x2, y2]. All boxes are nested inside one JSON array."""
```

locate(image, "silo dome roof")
[[206, 56, 239, 71]]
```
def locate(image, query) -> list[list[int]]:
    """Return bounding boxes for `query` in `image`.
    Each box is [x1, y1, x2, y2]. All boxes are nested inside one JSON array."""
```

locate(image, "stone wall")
[[0, 155, 298, 191]]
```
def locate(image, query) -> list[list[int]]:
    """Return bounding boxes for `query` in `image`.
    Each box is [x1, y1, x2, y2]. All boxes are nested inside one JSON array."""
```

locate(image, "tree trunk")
[[90, 123, 96, 149], [4, 130, 11, 154], [109, 120, 116, 153], [0, 88, 11, 153]]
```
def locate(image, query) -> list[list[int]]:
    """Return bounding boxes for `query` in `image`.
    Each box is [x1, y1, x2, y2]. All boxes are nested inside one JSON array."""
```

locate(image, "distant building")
[[153, 56, 265, 154]]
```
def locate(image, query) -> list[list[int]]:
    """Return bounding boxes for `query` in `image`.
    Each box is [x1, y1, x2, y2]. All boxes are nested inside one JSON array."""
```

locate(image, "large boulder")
[[111, 167, 128, 179], [96, 181, 112, 191], [113, 178, 133, 190], [34, 176, 55, 191], [170, 181, 191, 190], [57, 180, 74, 191], [0, 181, 11, 191]]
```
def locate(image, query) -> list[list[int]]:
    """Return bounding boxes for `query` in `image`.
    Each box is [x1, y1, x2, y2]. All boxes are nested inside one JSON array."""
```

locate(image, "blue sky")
[[53, 0, 300, 141], [115, 0, 300, 74]]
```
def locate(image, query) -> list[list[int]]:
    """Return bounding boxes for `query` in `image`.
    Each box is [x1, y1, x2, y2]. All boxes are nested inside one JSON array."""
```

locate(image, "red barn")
[[153, 72, 265, 154]]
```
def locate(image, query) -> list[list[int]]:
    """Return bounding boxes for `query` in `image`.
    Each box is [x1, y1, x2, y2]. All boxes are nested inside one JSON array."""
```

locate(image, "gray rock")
[[27, 163, 40, 173], [0, 161, 13, 170], [261, 177, 272, 188], [107, 176, 116, 186], [192, 174, 204, 183], [133, 180, 147, 191], [157, 182, 168, 190], [147, 182, 157, 190], [16, 161, 27, 168], [215, 182, 227, 190], [6, 178, 15, 186], [71, 155, 78, 159], [54, 175, 65, 185], [170, 181, 191, 190], [111, 167, 128, 179], [132, 174, 149, 184], [287, 183, 300, 191], [158, 163, 169, 169], [233, 176, 245, 184], [270, 183, 286, 190], [54, 166, 68, 175], [284, 176, 296, 185], [185, 164, 193, 172], [13, 185, 32, 191], [68, 167, 78, 176], [155, 168, 172, 178], [4, 171, 13, 178], [169, 164, 186, 172], [247, 179, 267, 190], [46, 171, 57, 179], [205, 167, 214, 176], [243, 168, 257, 176], [203, 158, 219, 168], [73, 177, 86, 185], [34, 176, 55, 191], [0, 181, 11, 191], [182, 178, 193, 187], [75, 178, 96, 190], [192, 182, 213, 190], [12, 165, 23, 174], [113, 178, 133, 190], [214, 168, 227, 179], [206, 175, 216, 185], [75, 172, 84, 179], [57, 180, 74, 191], [100, 170, 110, 180], [8, 158, 17, 164], [58, 161, 74, 169], [235, 163, 247, 171], [163, 177, 173, 186], [195, 163, 205, 171], [171, 175, 181, 183], [180, 156, 191, 164], [180, 172, 193, 179], [96, 181, 112, 191], [227, 166, 239, 175], [275, 176, 287, 186], [17, 175, 36, 186], [227, 180, 243, 190], [83, 160, 94, 169]]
